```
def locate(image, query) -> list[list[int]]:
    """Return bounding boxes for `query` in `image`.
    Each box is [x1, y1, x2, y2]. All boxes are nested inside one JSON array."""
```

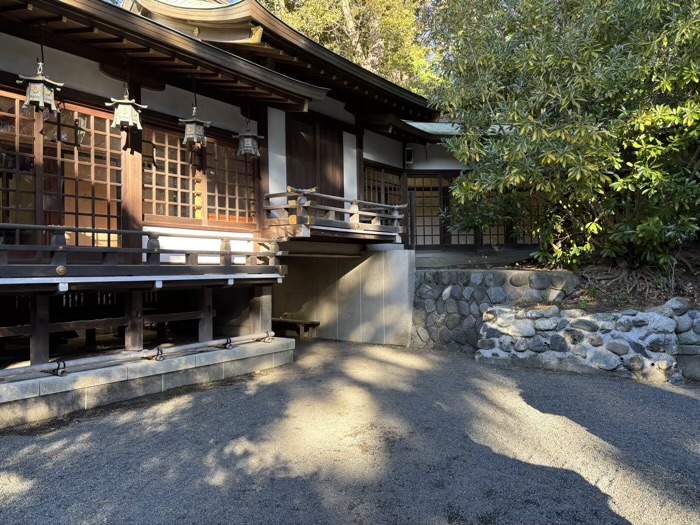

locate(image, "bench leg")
[[297, 323, 307, 341]]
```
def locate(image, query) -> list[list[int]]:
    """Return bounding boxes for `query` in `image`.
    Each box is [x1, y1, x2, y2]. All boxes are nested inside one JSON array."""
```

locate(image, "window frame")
[[141, 122, 258, 232]]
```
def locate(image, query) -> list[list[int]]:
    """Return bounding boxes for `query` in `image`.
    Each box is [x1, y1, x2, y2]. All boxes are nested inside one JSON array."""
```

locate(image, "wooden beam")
[[82, 37, 126, 45], [0, 3, 32, 13], [53, 26, 96, 35]]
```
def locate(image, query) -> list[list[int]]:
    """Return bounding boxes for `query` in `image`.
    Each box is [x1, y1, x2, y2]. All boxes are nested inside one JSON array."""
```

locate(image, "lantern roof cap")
[[179, 116, 211, 126], [232, 129, 264, 139], [17, 63, 64, 88], [17, 74, 64, 87], [105, 97, 148, 110], [178, 105, 210, 126]]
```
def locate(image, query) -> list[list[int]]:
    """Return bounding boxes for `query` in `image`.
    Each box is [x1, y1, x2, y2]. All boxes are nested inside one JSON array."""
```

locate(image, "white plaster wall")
[[142, 84, 253, 133], [142, 226, 253, 265], [272, 248, 415, 346], [407, 142, 467, 171], [363, 130, 404, 168], [0, 33, 123, 99], [309, 97, 355, 125], [343, 131, 358, 202]]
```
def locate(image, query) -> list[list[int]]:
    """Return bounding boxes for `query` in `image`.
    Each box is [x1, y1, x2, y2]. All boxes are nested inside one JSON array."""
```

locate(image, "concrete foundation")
[[0, 338, 294, 429], [273, 247, 415, 346]]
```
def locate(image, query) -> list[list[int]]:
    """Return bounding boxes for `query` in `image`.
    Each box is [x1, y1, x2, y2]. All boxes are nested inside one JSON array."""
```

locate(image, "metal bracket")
[[144, 347, 165, 361], [42, 361, 67, 377]]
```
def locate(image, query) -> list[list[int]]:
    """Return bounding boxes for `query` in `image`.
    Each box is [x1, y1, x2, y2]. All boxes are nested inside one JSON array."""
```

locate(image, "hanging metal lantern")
[[105, 88, 147, 131], [179, 105, 210, 148], [17, 61, 64, 113], [233, 120, 264, 157]]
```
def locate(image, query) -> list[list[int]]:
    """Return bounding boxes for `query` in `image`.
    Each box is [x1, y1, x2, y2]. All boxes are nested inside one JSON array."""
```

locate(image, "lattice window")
[[143, 129, 199, 220], [408, 175, 474, 248], [363, 165, 402, 205], [206, 142, 256, 225], [143, 127, 256, 227], [0, 93, 36, 229], [42, 106, 123, 247]]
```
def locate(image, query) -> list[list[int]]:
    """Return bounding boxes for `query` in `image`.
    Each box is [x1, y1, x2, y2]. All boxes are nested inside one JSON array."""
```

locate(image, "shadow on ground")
[[0, 340, 698, 525]]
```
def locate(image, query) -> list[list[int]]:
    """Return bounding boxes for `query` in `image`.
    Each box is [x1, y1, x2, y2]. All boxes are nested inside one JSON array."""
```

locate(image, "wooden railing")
[[264, 187, 406, 241], [0, 223, 282, 279]]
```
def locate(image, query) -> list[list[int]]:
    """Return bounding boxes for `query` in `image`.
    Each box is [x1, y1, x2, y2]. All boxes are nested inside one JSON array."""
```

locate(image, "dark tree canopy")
[[260, 0, 434, 93], [429, 0, 700, 267]]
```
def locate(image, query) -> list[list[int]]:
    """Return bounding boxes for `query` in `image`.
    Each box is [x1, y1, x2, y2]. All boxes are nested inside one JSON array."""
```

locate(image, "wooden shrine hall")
[[0, 0, 425, 371]]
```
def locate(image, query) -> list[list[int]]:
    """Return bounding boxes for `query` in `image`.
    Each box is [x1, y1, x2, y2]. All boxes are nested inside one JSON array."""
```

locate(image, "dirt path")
[[1, 341, 698, 525]]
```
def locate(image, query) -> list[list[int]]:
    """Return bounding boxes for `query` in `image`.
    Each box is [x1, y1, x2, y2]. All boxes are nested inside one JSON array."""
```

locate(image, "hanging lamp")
[[233, 115, 264, 157], [105, 60, 147, 131], [17, 28, 63, 112], [106, 85, 147, 131], [179, 84, 210, 148]]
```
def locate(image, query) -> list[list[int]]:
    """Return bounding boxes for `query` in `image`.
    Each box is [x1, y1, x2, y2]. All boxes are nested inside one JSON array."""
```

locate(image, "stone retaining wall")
[[475, 297, 700, 384], [411, 270, 579, 351]]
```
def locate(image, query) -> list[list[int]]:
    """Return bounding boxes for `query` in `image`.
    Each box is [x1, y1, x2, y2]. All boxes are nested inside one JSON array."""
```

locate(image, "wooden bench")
[[272, 317, 320, 341]]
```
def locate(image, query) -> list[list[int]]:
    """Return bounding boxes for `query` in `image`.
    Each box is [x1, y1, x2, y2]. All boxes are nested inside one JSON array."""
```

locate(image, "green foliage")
[[260, 0, 433, 92], [428, 0, 700, 267]]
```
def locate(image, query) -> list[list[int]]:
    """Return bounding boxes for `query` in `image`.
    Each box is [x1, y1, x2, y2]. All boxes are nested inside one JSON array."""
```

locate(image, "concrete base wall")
[[0, 339, 294, 429], [273, 248, 415, 346]]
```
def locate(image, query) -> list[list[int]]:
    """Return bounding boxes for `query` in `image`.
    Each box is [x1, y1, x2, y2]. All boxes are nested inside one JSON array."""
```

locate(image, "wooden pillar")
[[85, 329, 97, 351], [255, 106, 269, 234], [250, 285, 272, 333], [356, 128, 364, 200], [198, 288, 214, 342], [33, 107, 46, 252], [122, 83, 143, 261], [156, 322, 168, 341], [125, 291, 143, 351], [30, 294, 50, 365]]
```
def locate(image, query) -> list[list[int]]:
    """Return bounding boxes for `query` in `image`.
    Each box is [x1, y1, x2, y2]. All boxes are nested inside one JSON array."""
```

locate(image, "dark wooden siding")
[[286, 114, 343, 196]]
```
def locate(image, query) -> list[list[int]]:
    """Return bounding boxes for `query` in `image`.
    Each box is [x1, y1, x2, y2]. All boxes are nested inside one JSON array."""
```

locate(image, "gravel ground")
[[1, 340, 699, 525]]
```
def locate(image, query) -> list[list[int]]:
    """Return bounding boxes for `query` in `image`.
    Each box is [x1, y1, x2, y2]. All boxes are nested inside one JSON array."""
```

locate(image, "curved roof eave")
[[64, 0, 328, 103], [131, 0, 435, 117]]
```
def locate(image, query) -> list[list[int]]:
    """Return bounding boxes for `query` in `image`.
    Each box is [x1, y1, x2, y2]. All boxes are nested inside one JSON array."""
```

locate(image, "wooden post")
[[250, 286, 272, 333], [30, 294, 50, 365], [220, 238, 232, 267], [125, 291, 143, 351], [349, 201, 360, 224], [156, 322, 168, 341], [146, 234, 160, 265], [198, 288, 214, 342], [85, 329, 97, 351], [268, 241, 280, 267], [50, 230, 67, 267]]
